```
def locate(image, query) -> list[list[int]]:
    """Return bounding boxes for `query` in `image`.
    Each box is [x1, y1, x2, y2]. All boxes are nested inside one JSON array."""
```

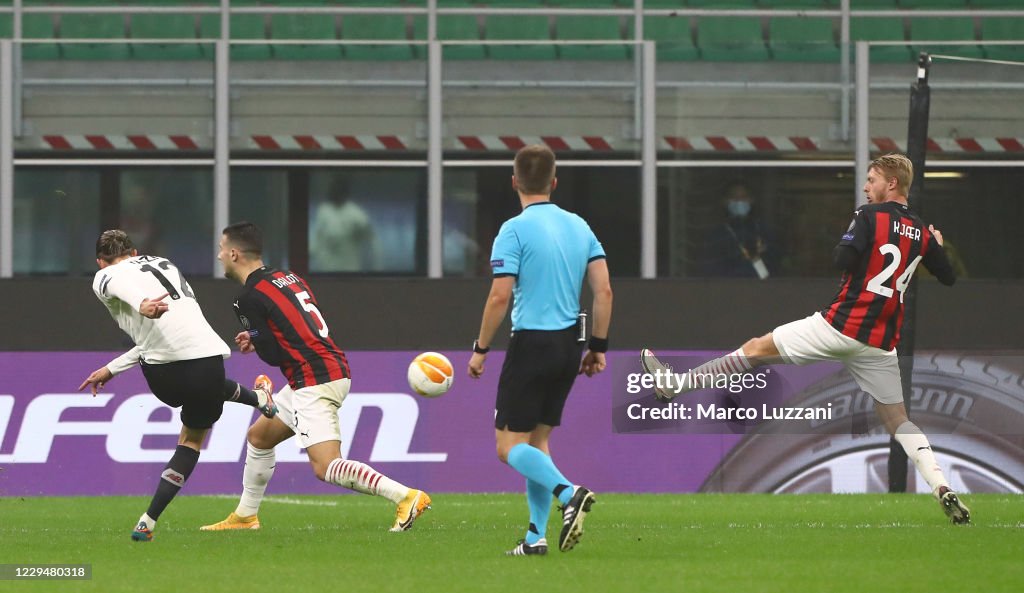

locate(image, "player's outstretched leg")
[[223, 375, 278, 418], [641, 347, 753, 402], [133, 441, 202, 542]]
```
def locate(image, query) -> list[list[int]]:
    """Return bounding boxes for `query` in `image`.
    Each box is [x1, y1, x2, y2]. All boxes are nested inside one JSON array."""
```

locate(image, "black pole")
[[889, 52, 932, 493]]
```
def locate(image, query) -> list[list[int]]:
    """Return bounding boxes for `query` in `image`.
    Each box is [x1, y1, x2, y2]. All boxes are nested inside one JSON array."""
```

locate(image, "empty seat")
[[60, 14, 131, 60], [486, 15, 555, 60], [342, 14, 412, 60], [770, 17, 838, 62], [642, 15, 699, 61], [901, 0, 969, 7], [697, 16, 768, 61], [980, 17, 1024, 61], [557, 15, 628, 60], [271, 13, 340, 60], [758, 0, 832, 7], [850, 17, 911, 63], [547, 0, 621, 6], [971, 0, 1021, 6], [687, 0, 757, 6], [199, 14, 270, 60], [19, 14, 59, 59], [131, 14, 202, 60], [0, 12, 11, 39], [413, 14, 485, 59], [910, 17, 982, 59]]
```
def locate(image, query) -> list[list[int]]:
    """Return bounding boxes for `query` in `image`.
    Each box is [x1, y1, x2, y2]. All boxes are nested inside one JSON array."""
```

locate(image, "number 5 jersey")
[[92, 255, 230, 373], [232, 266, 350, 389]]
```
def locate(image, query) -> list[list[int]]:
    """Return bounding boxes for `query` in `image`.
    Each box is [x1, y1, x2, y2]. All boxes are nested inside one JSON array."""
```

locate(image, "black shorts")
[[495, 327, 584, 432], [141, 355, 226, 430]]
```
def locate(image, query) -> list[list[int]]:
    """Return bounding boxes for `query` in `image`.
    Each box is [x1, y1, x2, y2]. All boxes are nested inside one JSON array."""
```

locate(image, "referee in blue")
[[468, 145, 613, 557]]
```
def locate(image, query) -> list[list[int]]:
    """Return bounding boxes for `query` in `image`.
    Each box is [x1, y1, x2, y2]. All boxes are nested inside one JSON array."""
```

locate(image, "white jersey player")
[[78, 230, 278, 543], [91, 253, 229, 372]]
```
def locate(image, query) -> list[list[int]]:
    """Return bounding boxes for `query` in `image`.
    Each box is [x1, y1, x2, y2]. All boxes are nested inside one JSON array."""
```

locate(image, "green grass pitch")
[[1, 494, 1021, 592]]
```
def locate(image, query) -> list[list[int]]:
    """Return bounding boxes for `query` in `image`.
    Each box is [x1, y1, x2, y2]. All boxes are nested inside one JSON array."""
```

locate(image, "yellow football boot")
[[200, 512, 261, 531]]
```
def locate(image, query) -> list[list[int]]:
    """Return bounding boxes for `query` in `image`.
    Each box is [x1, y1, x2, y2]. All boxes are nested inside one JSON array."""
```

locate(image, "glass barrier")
[[13, 168, 100, 275]]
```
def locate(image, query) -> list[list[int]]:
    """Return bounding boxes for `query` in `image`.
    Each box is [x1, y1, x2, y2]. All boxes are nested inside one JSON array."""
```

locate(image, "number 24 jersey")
[[822, 201, 953, 351]]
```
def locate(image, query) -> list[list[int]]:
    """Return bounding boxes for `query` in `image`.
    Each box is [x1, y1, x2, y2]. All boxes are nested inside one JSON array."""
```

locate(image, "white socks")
[[325, 458, 409, 504], [894, 421, 950, 495], [681, 348, 752, 393], [235, 443, 276, 517], [137, 512, 156, 531]]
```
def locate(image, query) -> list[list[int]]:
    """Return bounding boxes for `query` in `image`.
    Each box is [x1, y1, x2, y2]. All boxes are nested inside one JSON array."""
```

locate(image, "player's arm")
[[833, 209, 871, 273], [922, 225, 956, 286], [100, 270, 170, 319], [469, 224, 519, 379], [235, 292, 285, 366], [580, 257, 612, 377], [78, 345, 141, 396]]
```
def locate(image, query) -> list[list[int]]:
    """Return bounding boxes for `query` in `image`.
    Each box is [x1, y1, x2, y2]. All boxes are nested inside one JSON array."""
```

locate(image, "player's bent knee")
[[246, 424, 275, 450]]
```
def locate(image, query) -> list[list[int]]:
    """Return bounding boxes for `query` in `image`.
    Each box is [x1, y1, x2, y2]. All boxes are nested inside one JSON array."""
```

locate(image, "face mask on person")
[[727, 199, 752, 218]]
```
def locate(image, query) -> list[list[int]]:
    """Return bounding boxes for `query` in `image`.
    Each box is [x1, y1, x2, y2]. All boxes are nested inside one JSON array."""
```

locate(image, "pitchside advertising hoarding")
[[1, 351, 1022, 496]]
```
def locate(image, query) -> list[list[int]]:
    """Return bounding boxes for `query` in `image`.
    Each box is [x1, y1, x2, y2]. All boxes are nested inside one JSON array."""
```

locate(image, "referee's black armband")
[[588, 337, 609, 353]]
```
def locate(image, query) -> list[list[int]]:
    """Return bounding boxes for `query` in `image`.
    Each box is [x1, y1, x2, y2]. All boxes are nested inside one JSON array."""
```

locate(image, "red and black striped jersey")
[[822, 201, 953, 351], [234, 266, 350, 389]]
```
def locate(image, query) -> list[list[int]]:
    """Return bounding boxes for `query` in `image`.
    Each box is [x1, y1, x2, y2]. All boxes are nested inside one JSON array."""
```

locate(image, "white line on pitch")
[[208, 494, 338, 507]]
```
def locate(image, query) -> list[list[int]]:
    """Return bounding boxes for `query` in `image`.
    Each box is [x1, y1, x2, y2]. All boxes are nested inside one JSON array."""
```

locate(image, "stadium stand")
[[199, 13, 271, 59], [696, 15, 769, 61], [556, 14, 628, 60], [486, 14, 555, 60], [342, 13, 413, 60], [59, 13, 131, 60], [910, 15, 982, 58], [0, 1, 1012, 64], [131, 13, 203, 60], [850, 16, 912, 62], [271, 12, 341, 60], [980, 17, 1024, 61], [769, 16, 839, 62], [642, 14, 699, 61], [412, 3, 485, 59]]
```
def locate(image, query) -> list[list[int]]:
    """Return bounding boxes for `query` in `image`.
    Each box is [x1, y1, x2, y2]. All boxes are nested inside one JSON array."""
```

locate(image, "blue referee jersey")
[[490, 202, 606, 331]]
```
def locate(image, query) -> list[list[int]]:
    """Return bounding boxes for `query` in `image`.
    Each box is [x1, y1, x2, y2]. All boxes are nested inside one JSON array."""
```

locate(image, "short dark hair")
[[222, 221, 263, 256], [513, 145, 556, 195], [96, 229, 135, 263]]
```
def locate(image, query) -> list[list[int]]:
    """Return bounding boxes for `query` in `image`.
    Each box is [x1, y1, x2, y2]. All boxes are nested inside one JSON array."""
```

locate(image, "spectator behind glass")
[[309, 176, 376, 273], [701, 182, 778, 279]]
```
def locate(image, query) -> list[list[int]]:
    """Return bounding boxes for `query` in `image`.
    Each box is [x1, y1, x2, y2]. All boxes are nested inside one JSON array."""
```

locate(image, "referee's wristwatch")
[[472, 340, 490, 355]]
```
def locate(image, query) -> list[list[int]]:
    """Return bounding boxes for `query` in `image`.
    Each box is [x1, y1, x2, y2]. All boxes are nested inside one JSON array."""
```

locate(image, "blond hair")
[[869, 153, 914, 196]]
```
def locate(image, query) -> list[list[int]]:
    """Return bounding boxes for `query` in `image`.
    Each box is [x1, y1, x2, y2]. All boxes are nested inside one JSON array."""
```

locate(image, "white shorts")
[[772, 313, 903, 405], [273, 378, 351, 449]]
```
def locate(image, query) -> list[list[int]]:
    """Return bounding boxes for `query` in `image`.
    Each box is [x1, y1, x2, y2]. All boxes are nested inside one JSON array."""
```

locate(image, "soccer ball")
[[407, 352, 454, 398]]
